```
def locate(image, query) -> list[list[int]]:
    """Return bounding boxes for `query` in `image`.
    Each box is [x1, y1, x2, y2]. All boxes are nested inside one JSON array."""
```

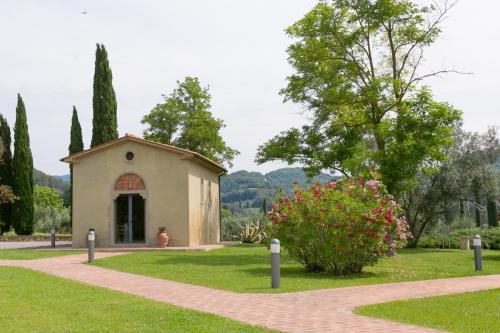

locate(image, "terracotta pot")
[[157, 232, 169, 248]]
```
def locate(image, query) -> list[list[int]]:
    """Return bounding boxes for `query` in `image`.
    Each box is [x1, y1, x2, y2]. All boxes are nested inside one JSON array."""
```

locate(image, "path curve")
[[1, 253, 499, 333]]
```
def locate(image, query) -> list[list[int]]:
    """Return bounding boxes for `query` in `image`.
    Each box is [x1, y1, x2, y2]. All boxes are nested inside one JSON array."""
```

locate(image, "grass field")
[[93, 244, 500, 293], [0, 266, 274, 333], [355, 289, 500, 333], [0, 249, 83, 260]]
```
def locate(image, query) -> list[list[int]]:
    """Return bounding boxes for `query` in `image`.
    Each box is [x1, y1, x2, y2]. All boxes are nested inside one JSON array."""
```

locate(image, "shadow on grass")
[[151, 254, 273, 267], [482, 253, 500, 262], [149, 253, 385, 282], [240, 266, 381, 280], [398, 248, 461, 255]]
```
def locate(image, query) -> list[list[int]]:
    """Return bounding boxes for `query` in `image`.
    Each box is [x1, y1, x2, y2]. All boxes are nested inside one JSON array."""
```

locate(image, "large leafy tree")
[[142, 77, 239, 167], [403, 127, 500, 246], [12, 94, 34, 235], [68, 106, 84, 223], [34, 186, 64, 210], [0, 114, 14, 233], [91, 44, 118, 147], [256, 0, 461, 194]]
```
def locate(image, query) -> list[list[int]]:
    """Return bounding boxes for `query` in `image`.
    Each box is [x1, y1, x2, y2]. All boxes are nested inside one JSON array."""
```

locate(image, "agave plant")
[[240, 220, 267, 243]]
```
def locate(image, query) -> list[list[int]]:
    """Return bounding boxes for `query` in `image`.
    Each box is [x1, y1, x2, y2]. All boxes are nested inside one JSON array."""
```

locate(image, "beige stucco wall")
[[187, 163, 221, 246], [71, 141, 220, 247]]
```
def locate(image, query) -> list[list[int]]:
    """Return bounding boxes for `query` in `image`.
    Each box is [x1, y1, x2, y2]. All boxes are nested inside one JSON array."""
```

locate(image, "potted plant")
[[157, 227, 169, 248]]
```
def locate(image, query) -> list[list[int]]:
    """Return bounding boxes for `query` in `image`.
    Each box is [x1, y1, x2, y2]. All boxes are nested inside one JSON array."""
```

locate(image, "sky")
[[0, 0, 499, 176]]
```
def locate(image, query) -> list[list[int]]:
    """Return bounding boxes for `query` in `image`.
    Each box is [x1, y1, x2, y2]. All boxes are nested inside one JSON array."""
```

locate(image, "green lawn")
[[0, 249, 83, 260], [355, 289, 500, 333], [0, 266, 274, 333], [93, 244, 500, 293]]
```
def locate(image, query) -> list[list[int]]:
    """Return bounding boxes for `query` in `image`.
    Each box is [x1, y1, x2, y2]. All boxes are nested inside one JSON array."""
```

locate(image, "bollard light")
[[473, 235, 482, 272], [271, 239, 280, 254], [271, 239, 280, 289], [50, 227, 56, 248], [88, 229, 95, 263]]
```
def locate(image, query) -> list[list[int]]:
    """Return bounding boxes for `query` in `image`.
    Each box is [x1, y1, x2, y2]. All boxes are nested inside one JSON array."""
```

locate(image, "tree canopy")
[[69, 106, 84, 155], [68, 106, 83, 222], [403, 127, 500, 246], [91, 44, 118, 147], [142, 77, 239, 167], [256, 0, 461, 194], [0, 114, 14, 233], [12, 94, 34, 235], [34, 185, 64, 210]]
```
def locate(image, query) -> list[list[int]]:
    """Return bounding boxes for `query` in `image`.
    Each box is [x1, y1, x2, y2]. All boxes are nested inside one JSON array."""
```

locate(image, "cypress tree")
[[12, 94, 34, 235], [0, 114, 13, 234], [91, 44, 118, 147], [69, 106, 84, 224], [487, 200, 498, 227]]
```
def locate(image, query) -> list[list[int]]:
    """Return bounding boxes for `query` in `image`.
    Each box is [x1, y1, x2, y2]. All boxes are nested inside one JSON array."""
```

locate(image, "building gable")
[[61, 134, 226, 174]]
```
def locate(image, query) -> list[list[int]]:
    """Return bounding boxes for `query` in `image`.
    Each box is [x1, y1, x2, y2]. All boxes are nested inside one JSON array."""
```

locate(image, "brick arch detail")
[[114, 173, 146, 191]]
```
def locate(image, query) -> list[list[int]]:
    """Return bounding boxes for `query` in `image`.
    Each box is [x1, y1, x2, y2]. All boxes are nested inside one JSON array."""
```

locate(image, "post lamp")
[[473, 235, 482, 272], [271, 239, 280, 289], [88, 229, 95, 263], [50, 227, 56, 248]]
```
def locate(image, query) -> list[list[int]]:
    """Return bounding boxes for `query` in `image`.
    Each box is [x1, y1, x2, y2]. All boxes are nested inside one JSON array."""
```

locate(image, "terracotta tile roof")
[[60, 134, 227, 174]]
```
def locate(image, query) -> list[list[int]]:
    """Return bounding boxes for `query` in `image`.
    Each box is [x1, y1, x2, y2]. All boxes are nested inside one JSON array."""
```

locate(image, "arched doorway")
[[114, 174, 146, 243]]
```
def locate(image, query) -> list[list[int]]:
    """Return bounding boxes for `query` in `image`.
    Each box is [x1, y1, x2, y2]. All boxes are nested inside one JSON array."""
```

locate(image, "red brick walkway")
[[1, 253, 499, 333]]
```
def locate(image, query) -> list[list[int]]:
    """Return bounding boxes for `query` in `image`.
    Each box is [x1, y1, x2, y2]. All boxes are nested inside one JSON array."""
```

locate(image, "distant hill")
[[54, 174, 70, 183], [220, 167, 335, 213], [35, 167, 336, 213], [33, 169, 69, 193]]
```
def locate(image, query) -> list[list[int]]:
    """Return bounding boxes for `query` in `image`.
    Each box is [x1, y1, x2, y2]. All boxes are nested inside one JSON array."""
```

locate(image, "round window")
[[125, 151, 135, 161]]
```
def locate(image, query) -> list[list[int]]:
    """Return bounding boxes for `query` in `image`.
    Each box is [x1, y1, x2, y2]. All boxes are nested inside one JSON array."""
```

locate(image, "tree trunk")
[[459, 200, 465, 217], [474, 190, 481, 227]]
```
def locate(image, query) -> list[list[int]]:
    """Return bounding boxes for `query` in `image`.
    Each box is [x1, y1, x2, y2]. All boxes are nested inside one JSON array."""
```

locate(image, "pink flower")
[[383, 232, 391, 243], [385, 209, 394, 222]]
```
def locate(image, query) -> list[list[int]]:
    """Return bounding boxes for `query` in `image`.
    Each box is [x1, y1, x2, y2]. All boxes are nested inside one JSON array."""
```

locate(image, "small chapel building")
[[61, 134, 226, 248]]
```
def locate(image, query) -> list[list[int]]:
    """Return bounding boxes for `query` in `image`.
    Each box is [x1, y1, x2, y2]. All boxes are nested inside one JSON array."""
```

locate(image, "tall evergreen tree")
[[91, 44, 118, 147], [0, 114, 13, 234], [12, 94, 34, 235], [69, 106, 84, 224], [487, 200, 498, 227]]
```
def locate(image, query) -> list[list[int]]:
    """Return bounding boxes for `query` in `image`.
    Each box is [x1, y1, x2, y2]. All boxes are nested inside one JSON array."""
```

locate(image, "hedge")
[[418, 228, 500, 250]]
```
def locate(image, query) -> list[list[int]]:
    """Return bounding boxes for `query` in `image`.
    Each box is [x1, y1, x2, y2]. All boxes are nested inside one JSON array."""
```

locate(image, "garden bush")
[[419, 227, 500, 250], [220, 215, 242, 241], [221, 210, 268, 242], [32, 186, 71, 233], [240, 221, 267, 243], [268, 179, 411, 275], [33, 205, 71, 234]]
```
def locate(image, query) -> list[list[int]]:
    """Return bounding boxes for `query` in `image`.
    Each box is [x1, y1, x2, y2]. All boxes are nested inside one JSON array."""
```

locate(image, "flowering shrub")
[[268, 178, 411, 275]]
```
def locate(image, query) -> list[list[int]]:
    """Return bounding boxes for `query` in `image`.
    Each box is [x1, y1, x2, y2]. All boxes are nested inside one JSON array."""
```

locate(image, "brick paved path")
[[1, 253, 499, 333]]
